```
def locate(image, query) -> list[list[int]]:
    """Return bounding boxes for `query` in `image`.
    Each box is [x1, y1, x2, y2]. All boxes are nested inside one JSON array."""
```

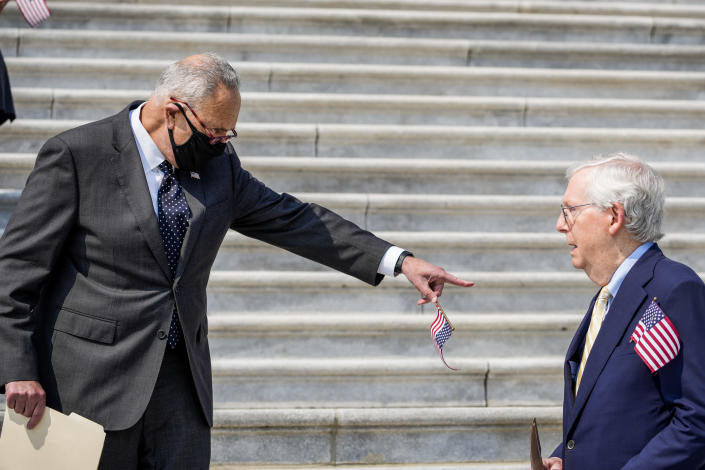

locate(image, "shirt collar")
[[129, 102, 167, 171], [606, 242, 654, 299]]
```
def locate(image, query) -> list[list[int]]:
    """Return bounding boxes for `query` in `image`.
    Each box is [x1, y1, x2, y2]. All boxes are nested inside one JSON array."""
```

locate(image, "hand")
[[400, 256, 474, 305], [5, 380, 46, 429], [542, 457, 563, 470]]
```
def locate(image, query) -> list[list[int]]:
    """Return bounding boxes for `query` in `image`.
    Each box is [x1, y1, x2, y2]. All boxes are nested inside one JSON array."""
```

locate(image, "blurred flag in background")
[[16, 0, 51, 27]]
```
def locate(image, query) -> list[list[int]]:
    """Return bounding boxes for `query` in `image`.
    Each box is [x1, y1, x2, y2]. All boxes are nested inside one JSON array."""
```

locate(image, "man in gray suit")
[[0, 53, 472, 468]]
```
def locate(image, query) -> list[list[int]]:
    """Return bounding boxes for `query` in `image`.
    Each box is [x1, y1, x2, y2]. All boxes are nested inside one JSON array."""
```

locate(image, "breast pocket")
[[611, 336, 640, 359]]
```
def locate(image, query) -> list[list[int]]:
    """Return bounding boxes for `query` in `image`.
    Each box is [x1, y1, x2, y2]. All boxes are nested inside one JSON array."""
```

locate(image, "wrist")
[[394, 250, 414, 276]]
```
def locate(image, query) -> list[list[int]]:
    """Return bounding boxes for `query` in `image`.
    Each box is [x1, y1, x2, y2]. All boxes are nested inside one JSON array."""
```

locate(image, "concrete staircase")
[[0, 0, 703, 468]]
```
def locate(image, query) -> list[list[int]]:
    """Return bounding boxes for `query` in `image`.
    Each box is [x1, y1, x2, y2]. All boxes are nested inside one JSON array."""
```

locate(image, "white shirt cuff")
[[377, 246, 405, 277]]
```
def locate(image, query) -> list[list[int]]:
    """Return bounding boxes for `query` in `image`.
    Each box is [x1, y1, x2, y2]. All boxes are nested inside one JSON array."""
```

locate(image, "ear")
[[164, 102, 180, 130], [608, 202, 626, 235]]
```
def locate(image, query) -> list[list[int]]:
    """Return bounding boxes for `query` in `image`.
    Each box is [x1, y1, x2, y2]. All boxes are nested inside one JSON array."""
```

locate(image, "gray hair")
[[153, 52, 240, 109], [567, 152, 665, 242]]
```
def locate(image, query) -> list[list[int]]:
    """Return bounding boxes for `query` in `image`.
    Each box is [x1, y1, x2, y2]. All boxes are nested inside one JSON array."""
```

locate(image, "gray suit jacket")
[[0, 101, 391, 431]]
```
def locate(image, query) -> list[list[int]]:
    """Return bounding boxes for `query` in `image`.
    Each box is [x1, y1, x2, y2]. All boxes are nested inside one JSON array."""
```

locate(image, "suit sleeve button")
[[158, 330, 167, 340], [567, 440, 575, 450]]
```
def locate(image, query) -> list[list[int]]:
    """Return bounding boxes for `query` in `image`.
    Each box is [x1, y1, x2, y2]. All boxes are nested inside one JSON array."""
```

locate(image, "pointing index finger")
[[443, 272, 474, 287]]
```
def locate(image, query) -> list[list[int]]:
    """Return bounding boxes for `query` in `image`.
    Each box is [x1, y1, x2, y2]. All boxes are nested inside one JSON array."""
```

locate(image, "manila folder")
[[0, 406, 105, 470]]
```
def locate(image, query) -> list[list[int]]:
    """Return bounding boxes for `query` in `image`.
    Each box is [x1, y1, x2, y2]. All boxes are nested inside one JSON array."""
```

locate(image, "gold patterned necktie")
[[575, 286, 611, 395]]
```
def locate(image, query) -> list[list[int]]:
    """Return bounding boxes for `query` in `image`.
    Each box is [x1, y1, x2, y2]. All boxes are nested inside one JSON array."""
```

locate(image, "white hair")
[[568, 152, 665, 242], [152, 52, 240, 109]]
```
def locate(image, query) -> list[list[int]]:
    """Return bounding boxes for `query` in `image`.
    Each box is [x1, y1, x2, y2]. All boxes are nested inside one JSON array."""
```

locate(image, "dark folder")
[[530, 418, 543, 470]]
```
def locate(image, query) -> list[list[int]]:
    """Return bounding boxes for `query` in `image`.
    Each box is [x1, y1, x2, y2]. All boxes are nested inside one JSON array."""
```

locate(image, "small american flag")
[[430, 302, 458, 371], [15, 0, 51, 27], [630, 299, 681, 373]]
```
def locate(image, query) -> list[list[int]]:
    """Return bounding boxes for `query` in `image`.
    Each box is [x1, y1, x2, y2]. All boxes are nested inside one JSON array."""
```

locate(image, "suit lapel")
[[175, 170, 206, 282], [563, 298, 595, 408], [110, 101, 172, 281], [565, 246, 662, 433]]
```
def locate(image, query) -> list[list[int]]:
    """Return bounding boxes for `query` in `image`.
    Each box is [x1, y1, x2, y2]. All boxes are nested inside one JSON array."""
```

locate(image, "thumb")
[[415, 284, 437, 305]]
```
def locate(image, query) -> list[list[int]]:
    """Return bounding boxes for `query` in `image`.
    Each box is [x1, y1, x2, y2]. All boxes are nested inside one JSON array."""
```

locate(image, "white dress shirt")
[[129, 103, 169, 216]]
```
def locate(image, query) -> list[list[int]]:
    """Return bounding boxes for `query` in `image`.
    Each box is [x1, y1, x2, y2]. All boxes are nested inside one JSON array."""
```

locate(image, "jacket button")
[[157, 330, 167, 340], [567, 440, 575, 450]]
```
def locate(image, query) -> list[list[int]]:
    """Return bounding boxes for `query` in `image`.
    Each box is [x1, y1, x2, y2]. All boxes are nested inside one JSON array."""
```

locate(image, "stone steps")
[[4, 30, 705, 70], [0, 403, 562, 466], [1, 0, 700, 467], [207, 312, 580, 359], [203, 269, 705, 312], [210, 406, 562, 466], [3, 154, 705, 196], [7, 58, 705, 99], [0, 205, 700, 268], [278, 194, 705, 233], [212, 356, 563, 408], [12, 88, 705, 127], [4, 119, 705, 160], [44, 0, 705, 18], [2, 4, 705, 43], [227, 158, 705, 197], [5, 154, 705, 197], [1, 188, 703, 232], [211, 231, 705, 272], [212, 464, 529, 470], [201, 270, 599, 313]]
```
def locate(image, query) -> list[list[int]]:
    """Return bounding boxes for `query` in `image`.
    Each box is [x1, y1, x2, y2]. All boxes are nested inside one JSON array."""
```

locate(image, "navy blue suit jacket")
[[552, 245, 705, 469]]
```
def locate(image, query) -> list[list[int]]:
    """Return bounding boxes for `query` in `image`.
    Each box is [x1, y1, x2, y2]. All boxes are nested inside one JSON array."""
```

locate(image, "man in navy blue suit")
[[543, 153, 705, 470]]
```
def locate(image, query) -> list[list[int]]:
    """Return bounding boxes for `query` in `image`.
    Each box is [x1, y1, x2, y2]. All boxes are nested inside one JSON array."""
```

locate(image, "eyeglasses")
[[560, 203, 594, 226], [170, 97, 237, 144]]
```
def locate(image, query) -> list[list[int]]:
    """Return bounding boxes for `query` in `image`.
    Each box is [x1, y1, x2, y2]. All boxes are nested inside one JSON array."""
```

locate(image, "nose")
[[556, 212, 568, 233]]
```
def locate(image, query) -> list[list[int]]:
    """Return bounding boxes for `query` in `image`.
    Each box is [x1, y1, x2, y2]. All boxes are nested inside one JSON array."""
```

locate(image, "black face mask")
[[168, 104, 227, 172]]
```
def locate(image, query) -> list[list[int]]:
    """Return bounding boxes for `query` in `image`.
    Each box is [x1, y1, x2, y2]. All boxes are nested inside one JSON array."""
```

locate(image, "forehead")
[[563, 168, 592, 204], [196, 86, 241, 127]]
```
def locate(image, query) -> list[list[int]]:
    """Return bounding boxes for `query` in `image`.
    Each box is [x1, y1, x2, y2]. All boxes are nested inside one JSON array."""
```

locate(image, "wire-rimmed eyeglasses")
[[560, 203, 594, 226]]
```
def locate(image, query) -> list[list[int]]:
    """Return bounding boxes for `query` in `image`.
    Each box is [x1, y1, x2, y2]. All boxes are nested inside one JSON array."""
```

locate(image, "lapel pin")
[[190, 172, 200, 180]]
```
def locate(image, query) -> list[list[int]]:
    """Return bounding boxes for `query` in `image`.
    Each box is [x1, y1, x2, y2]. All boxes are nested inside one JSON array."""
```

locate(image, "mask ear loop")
[[167, 103, 193, 166], [172, 102, 201, 134]]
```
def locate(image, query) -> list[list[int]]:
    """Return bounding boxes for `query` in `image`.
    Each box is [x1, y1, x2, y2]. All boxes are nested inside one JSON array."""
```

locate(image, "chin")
[[570, 257, 584, 270]]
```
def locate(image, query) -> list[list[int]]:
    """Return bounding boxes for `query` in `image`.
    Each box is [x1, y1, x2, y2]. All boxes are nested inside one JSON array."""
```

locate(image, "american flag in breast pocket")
[[630, 299, 681, 373]]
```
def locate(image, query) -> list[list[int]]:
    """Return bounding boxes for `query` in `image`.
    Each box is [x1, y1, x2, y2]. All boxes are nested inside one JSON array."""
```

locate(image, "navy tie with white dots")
[[157, 160, 191, 349]]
